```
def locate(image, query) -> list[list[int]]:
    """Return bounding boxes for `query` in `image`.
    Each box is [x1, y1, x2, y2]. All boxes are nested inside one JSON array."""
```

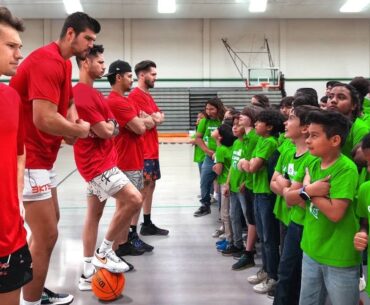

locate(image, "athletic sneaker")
[[212, 228, 224, 238], [216, 239, 226, 246], [140, 222, 169, 236], [232, 252, 255, 270], [115, 242, 145, 256], [121, 257, 134, 272], [92, 248, 130, 273], [78, 273, 93, 291], [266, 285, 275, 299], [193, 206, 211, 217], [359, 275, 366, 292], [216, 240, 229, 252], [131, 233, 154, 252], [247, 268, 268, 285], [221, 245, 244, 257], [41, 288, 74, 305], [253, 278, 277, 294]]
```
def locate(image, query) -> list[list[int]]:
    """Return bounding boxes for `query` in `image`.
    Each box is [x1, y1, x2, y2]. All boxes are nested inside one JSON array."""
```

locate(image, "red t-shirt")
[[72, 83, 117, 182], [10, 42, 73, 170], [0, 84, 27, 256], [128, 87, 160, 160], [107, 91, 144, 171]]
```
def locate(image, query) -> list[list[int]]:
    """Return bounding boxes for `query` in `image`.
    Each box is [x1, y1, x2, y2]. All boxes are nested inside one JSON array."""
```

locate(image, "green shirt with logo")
[[197, 118, 222, 152], [243, 129, 260, 191], [215, 144, 233, 185], [342, 118, 370, 158], [229, 139, 246, 193]]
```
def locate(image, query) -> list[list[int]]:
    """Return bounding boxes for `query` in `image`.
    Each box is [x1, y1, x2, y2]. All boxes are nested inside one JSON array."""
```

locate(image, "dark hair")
[[331, 83, 362, 120], [292, 105, 319, 126], [294, 87, 319, 106], [218, 123, 237, 147], [362, 133, 370, 150], [279, 96, 294, 108], [307, 110, 351, 148], [134, 60, 157, 77], [326, 80, 341, 88], [76, 44, 104, 67], [225, 106, 236, 112], [320, 95, 328, 103], [205, 97, 225, 121], [241, 105, 262, 126], [60, 12, 100, 39], [252, 94, 270, 108], [0, 7, 24, 31], [256, 109, 285, 137], [293, 94, 320, 108], [349, 76, 370, 103]]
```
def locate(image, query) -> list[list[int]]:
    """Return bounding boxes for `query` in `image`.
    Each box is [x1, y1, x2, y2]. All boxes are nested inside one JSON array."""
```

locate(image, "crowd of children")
[[192, 80, 370, 305]]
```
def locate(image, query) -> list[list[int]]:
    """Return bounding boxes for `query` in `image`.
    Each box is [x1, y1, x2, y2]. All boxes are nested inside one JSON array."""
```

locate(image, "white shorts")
[[23, 168, 58, 201], [87, 167, 130, 202]]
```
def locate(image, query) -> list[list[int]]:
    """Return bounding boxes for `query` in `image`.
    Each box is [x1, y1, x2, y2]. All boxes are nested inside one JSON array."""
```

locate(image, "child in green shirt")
[[285, 110, 361, 305], [190, 110, 206, 174]]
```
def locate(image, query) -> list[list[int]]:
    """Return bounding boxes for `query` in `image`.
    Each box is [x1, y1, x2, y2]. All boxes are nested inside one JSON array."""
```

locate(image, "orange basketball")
[[91, 269, 125, 301]]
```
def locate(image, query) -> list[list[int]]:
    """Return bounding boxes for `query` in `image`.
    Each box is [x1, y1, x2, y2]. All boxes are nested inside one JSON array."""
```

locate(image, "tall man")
[[107, 60, 156, 255], [0, 7, 33, 305], [73, 48, 142, 291], [10, 12, 100, 305], [129, 60, 168, 236]]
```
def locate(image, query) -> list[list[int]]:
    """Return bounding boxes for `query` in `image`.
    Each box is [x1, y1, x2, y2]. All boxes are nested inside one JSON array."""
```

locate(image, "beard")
[[145, 78, 154, 89]]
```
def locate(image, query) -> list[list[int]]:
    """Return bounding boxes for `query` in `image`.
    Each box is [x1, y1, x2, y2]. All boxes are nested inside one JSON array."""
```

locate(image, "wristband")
[[107, 119, 119, 136], [299, 186, 311, 201]]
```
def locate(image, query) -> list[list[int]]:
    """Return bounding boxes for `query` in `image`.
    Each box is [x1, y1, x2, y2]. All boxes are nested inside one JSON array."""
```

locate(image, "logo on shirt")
[[232, 149, 242, 168], [367, 206, 370, 213], [309, 202, 319, 219]]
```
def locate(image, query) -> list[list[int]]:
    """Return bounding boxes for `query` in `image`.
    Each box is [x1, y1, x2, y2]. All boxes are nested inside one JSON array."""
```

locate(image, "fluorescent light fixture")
[[158, 0, 176, 13], [340, 0, 370, 12], [63, 0, 83, 14], [249, 0, 267, 12]]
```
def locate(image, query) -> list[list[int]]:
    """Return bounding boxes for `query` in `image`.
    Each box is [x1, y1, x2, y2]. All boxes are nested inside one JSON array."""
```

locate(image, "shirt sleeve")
[[356, 182, 370, 218], [17, 95, 24, 156], [255, 138, 277, 160], [215, 146, 225, 164], [329, 164, 358, 201], [108, 98, 137, 127], [274, 153, 284, 174], [76, 91, 106, 126], [197, 118, 207, 136]]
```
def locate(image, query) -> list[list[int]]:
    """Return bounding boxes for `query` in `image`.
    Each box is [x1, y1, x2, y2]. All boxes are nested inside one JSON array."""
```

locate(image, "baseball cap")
[[105, 60, 131, 77]]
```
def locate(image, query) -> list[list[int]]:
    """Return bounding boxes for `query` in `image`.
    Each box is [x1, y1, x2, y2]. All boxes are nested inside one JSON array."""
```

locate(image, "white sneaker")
[[247, 268, 268, 285], [212, 228, 224, 238], [359, 275, 366, 292], [78, 272, 94, 291], [253, 278, 277, 294], [92, 248, 130, 273]]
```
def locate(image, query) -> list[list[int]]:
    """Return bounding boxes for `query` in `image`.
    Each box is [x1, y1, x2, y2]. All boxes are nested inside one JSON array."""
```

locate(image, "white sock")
[[99, 238, 113, 254], [23, 299, 41, 305], [83, 256, 94, 277]]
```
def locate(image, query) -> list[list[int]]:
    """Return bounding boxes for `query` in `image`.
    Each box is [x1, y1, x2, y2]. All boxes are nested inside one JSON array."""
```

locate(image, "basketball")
[[91, 269, 125, 301]]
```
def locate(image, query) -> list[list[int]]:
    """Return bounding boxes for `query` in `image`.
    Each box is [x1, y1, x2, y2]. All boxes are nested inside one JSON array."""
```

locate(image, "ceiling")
[[0, 0, 369, 19]]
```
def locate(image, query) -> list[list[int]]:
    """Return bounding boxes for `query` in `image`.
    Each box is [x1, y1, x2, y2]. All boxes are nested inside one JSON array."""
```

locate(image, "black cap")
[[105, 60, 131, 77]]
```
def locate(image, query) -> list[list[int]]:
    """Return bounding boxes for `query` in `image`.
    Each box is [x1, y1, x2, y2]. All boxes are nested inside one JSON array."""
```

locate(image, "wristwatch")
[[107, 119, 120, 136], [299, 186, 311, 201]]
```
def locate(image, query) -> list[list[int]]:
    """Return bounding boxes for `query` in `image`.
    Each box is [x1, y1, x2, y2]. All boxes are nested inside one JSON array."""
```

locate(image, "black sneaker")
[[193, 206, 211, 217], [221, 245, 244, 257], [115, 242, 145, 256], [130, 232, 154, 252], [140, 223, 169, 236], [232, 251, 255, 270], [121, 258, 134, 272], [41, 288, 74, 305]]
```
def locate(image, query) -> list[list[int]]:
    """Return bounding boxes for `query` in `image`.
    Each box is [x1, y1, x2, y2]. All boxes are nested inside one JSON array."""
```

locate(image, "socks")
[[23, 300, 41, 305], [83, 256, 94, 277], [143, 214, 151, 225], [99, 238, 113, 254]]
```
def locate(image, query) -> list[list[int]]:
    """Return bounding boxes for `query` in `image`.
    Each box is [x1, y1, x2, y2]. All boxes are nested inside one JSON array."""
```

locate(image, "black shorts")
[[143, 159, 161, 181], [0, 244, 33, 293], [244, 188, 255, 225]]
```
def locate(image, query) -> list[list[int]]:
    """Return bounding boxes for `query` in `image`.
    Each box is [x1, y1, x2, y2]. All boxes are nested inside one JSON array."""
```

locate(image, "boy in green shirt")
[[285, 110, 361, 305], [354, 133, 370, 298]]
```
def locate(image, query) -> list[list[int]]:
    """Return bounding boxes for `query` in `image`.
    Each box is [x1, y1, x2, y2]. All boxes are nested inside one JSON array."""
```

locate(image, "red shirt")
[[10, 42, 73, 169], [0, 84, 27, 256], [129, 87, 160, 160], [107, 91, 144, 171], [73, 83, 117, 182]]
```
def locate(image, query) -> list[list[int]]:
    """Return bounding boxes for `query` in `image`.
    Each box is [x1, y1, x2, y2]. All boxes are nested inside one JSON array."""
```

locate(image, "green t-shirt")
[[243, 129, 260, 191], [277, 133, 294, 154], [342, 118, 370, 158], [229, 139, 246, 193], [252, 136, 278, 194], [197, 117, 222, 152], [360, 113, 370, 130], [355, 181, 370, 296], [363, 96, 370, 115], [215, 144, 233, 185], [193, 125, 205, 163], [273, 149, 316, 226], [296, 154, 360, 267]]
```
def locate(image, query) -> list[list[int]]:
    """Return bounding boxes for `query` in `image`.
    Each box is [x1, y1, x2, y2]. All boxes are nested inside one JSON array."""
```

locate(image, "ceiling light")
[[249, 0, 267, 12], [158, 0, 176, 14], [340, 0, 370, 12], [63, 0, 83, 14]]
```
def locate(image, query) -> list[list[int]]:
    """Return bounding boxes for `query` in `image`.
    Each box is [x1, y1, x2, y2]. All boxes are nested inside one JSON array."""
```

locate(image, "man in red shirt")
[[10, 12, 100, 305], [73, 47, 142, 291], [129, 60, 168, 236], [107, 60, 156, 255], [0, 7, 33, 305]]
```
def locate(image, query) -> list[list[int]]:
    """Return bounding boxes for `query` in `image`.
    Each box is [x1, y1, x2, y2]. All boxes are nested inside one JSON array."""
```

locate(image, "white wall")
[[11, 17, 370, 96]]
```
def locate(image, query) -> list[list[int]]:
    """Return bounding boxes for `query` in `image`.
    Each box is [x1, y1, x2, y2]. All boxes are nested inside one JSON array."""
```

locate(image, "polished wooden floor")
[[34, 143, 369, 305]]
